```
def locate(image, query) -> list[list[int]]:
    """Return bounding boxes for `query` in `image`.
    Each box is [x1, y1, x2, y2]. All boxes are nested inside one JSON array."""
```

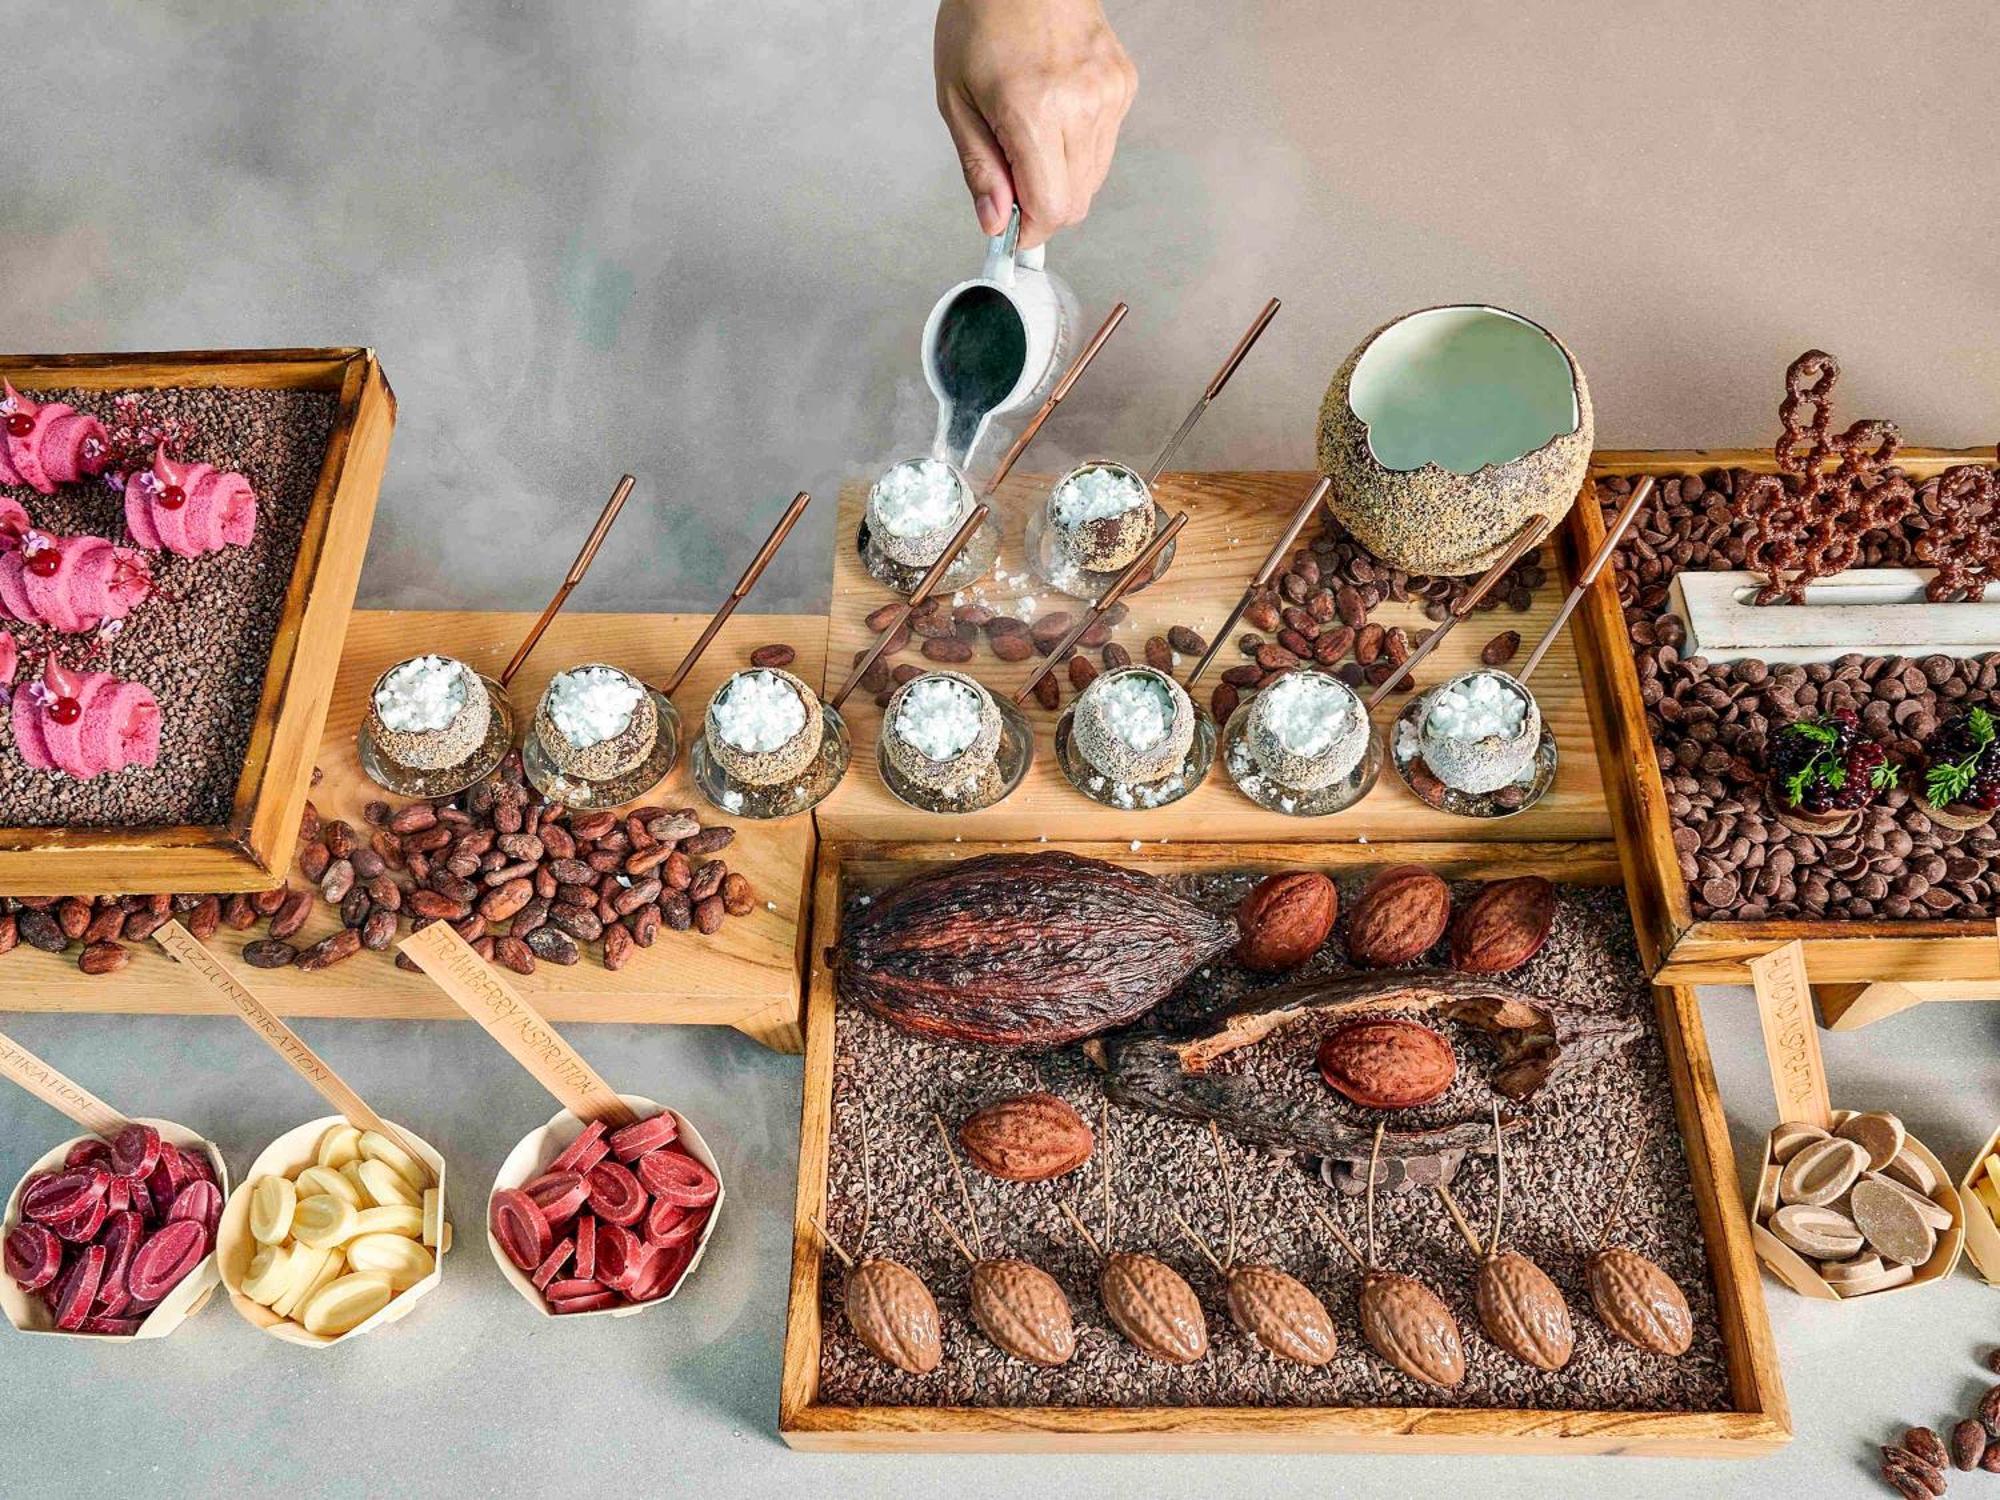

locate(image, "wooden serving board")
[[1568, 447, 2000, 996], [0, 610, 825, 1051], [816, 472, 1611, 844], [780, 838, 1789, 1455]]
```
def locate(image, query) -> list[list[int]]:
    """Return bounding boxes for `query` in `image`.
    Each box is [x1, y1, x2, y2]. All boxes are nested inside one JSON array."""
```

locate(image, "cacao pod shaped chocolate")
[[1587, 1246, 1692, 1356], [1474, 1250, 1573, 1371], [1101, 1251, 1208, 1364], [845, 1257, 942, 1373], [1225, 1263, 1336, 1366], [1358, 1269, 1466, 1388], [837, 852, 1235, 1046], [969, 1257, 1076, 1366]]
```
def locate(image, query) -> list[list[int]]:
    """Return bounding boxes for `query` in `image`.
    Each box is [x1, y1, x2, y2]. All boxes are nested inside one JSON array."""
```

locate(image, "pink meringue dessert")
[[10, 654, 161, 780], [0, 500, 152, 634], [124, 445, 257, 557], [0, 381, 109, 494]]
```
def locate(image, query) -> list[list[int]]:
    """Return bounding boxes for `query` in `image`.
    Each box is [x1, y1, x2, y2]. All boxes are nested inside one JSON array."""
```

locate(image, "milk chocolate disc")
[[1770, 1203, 1864, 1260], [1849, 1178, 1938, 1267], [1830, 1260, 1914, 1297], [1769, 1121, 1830, 1165], [1862, 1171, 1955, 1232], [1881, 1147, 1938, 1196], [1835, 1111, 1906, 1172], [1779, 1137, 1868, 1208], [1818, 1252, 1885, 1284]]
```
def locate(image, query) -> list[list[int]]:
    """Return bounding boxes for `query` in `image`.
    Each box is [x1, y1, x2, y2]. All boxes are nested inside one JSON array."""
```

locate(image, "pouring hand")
[[934, 0, 1137, 250]]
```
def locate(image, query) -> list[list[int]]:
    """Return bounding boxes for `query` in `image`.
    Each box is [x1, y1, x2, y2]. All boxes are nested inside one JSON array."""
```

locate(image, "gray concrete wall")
[[4, 1, 1995, 615]]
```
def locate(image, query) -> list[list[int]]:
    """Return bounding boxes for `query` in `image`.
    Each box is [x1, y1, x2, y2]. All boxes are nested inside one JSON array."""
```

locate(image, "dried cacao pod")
[[1225, 1264, 1336, 1366], [1474, 1250, 1573, 1371], [844, 1257, 942, 1374], [1101, 1251, 1207, 1364], [1450, 876, 1556, 974], [958, 1093, 1093, 1181], [1234, 871, 1337, 973], [837, 852, 1235, 1046], [1358, 1269, 1466, 1388], [1586, 1246, 1692, 1356], [1345, 864, 1450, 967], [969, 1258, 1075, 1366]]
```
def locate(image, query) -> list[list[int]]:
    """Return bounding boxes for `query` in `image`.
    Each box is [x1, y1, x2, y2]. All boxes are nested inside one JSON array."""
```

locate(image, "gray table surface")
[[2, 986, 1994, 1497]]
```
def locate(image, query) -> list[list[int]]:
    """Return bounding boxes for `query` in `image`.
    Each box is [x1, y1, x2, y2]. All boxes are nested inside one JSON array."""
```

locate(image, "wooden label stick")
[[1749, 940, 1831, 1129], [0, 1028, 129, 1138], [153, 922, 428, 1172], [396, 922, 638, 1129]]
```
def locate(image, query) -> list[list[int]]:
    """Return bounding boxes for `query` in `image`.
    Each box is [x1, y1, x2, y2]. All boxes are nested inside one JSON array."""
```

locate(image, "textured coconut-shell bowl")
[[880, 670, 1002, 795], [704, 667, 825, 787], [534, 664, 660, 780], [1071, 666, 1195, 784], [1318, 305, 1592, 575]]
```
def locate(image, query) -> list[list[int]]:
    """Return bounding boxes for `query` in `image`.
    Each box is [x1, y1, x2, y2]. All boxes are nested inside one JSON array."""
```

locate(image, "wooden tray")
[[0, 348, 394, 895], [1569, 447, 2000, 993], [780, 838, 1788, 1455], [817, 473, 1610, 845], [0, 609, 824, 1052]]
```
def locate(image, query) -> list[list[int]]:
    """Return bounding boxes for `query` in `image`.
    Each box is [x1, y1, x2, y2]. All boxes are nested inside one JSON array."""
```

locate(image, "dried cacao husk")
[[836, 852, 1235, 1047], [1094, 971, 1639, 1166]]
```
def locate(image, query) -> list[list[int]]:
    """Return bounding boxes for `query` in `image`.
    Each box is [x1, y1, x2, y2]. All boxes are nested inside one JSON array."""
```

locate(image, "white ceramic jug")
[[921, 208, 1079, 468]]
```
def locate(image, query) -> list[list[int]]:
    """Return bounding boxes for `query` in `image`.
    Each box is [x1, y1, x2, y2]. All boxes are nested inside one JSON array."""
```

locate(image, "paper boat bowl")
[[488, 1094, 724, 1320], [1, 1118, 229, 1340], [1956, 1124, 2000, 1285], [1750, 1109, 1963, 1300], [217, 1115, 448, 1348]]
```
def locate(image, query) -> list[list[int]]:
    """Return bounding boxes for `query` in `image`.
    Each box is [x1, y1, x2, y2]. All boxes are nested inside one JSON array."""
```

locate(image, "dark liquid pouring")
[[932, 285, 1027, 464]]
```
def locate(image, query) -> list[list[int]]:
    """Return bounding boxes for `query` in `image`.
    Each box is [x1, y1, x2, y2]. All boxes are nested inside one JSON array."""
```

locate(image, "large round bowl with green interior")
[[1317, 305, 1592, 575]]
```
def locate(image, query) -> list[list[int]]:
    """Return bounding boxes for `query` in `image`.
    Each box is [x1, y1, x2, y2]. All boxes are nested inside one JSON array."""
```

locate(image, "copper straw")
[[499, 474, 638, 687], [659, 489, 814, 698], [1145, 297, 1282, 484], [1364, 514, 1551, 710], [829, 503, 990, 712], [1185, 475, 1331, 689], [1518, 477, 1656, 685], [983, 302, 1129, 496], [1013, 511, 1189, 706]]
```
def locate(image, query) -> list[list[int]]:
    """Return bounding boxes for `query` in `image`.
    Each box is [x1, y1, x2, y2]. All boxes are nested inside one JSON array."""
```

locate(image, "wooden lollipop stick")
[[1013, 512, 1189, 705], [983, 302, 1129, 495], [501, 474, 638, 688], [828, 503, 990, 711], [1518, 476, 1656, 685], [1364, 514, 1551, 709], [397, 923, 638, 1129], [1146, 297, 1281, 484], [660, 489, 814, 698], [0, 1028, 129, 1137], [153, 922, 431, 1177], [1750, 939, 1830, 1131], [1186, 475, 1330, 688]]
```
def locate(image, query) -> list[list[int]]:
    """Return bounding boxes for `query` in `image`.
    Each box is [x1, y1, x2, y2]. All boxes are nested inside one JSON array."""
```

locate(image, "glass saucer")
[[1053, 704, 1216, 810], [1220, 699, 1382, 817], [1388, 692, 1558, 819], [521, 689, 682, 809], [1023, 500, 1178, 600], [357, 674, 517, 799], [877, 693, 1035, 814], [856, 512, 1001, 597], [690, 703, 851, 820]]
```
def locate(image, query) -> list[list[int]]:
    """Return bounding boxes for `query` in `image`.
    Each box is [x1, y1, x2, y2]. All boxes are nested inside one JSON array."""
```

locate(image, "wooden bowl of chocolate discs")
[[1750, 1109, 1963, 1300]]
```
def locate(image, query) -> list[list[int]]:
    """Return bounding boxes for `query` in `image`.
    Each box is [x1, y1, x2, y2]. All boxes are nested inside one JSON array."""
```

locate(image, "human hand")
[[934, 0, 1137, 249]]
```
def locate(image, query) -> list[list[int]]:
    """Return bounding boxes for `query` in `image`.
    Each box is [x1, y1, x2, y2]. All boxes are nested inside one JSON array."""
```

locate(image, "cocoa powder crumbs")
[[0, 387, 335, 828], [1603, 469, 2000, 922], [818, 873, 1728, 1414]]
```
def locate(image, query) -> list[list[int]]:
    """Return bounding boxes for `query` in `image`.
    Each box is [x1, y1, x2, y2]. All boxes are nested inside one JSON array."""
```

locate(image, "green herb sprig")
[[1925, 706, 1996, 807]]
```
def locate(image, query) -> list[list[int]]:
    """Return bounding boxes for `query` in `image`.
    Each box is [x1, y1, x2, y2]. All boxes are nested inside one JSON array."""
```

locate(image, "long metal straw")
[[827, 504, 989, 712], [1144, 297, 1281, 484], [1518, 476, 1656, 685], [1364, 514, 1550, 710], [659, 490, 814, 697], [1185, 475, 1331, 688], [1013, 511, 1189, 706], [499, 474, 638, 687], [982, 302, 1129, 495]]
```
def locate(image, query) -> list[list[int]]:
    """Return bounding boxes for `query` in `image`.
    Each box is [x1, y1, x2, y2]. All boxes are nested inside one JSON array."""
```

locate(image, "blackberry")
[[1768, 711, 1889, 814], [1923, 707, 2000, 809]]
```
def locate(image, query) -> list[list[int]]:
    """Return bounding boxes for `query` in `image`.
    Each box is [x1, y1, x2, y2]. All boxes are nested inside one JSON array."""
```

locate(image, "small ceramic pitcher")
[[921, 208, 1079, 467]]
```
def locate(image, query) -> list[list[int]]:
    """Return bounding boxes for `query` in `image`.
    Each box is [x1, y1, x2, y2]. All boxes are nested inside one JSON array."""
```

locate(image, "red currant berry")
[[26, 547, 60, 577], [4, 413, 31, 438], [47, 696, 80, 726], [157, 484, 187, 510]]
